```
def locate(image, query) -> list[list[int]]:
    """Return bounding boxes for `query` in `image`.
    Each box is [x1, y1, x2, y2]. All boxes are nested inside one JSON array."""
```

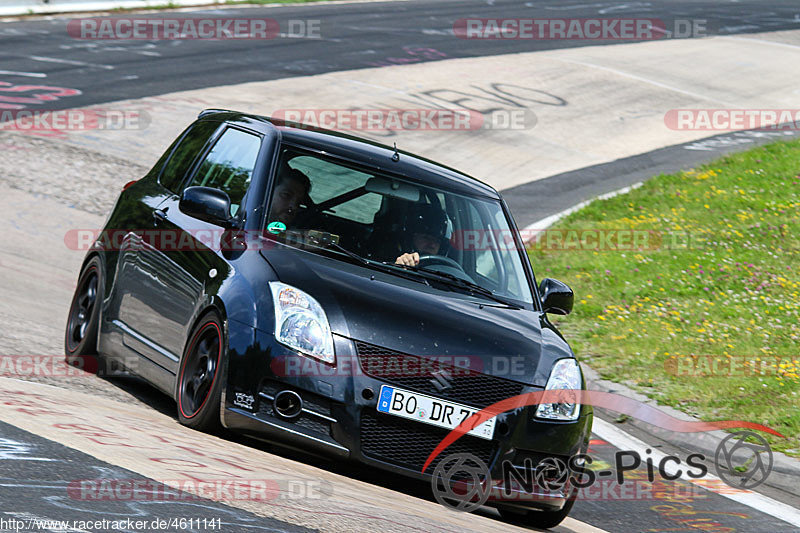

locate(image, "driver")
[[395, 202, 449, 266]]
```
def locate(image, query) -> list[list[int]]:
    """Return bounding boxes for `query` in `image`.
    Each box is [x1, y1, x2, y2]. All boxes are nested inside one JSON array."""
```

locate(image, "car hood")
[[262, 249, 570, 387]]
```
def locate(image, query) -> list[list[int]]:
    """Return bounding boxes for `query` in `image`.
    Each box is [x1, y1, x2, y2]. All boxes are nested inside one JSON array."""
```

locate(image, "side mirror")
[[539, 278, 574, 315], [180, 186, 232, 226]]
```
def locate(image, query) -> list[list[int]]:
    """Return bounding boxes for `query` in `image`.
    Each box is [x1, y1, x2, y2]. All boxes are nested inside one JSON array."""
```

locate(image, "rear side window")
[[186, 127, 262, 217], [159, 120, 221, 193]]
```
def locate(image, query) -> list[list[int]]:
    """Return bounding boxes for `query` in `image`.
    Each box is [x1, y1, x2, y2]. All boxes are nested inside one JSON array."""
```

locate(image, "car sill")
[[113, 319, 180, 363]]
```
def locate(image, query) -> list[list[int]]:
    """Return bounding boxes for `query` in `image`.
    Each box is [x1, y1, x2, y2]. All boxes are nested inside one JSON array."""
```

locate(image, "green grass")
[[528, 139, 800, 456]]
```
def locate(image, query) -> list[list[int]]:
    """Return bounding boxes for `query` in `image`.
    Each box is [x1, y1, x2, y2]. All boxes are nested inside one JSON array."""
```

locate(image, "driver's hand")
[[395, 252, 420, 267]]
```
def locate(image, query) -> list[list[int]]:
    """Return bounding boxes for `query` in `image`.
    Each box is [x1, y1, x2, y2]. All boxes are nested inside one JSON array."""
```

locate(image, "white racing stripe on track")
[[29, 55, 115, 70], [0, 70, 47, 77], [592, 418, 800, 528], [720, 35, 800, 51], [548, 57, 741, 107], [560, 517, 610, 533], [520, 183, 643, 242]]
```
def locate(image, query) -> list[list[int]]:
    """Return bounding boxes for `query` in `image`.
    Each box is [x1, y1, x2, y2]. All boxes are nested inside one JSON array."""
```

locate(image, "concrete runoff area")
[[2, 29, 798, 194]]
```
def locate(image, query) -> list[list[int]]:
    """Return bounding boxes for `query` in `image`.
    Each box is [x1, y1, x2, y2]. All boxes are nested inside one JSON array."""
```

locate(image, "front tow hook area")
[[273, 390, 303, 419]]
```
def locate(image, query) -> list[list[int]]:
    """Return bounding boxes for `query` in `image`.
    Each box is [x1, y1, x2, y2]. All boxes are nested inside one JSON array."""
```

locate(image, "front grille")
[[355, 340, 525, 409], [360, 411, 496, 473]]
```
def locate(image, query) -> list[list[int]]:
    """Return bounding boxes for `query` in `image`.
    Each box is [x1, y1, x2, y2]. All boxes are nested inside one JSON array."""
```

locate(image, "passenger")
[[268, 168, 311, 227], [395, 202, 449, 266]]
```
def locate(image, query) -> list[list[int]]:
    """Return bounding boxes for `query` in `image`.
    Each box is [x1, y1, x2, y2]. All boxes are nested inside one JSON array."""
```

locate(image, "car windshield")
[[265, 144, 534, 305]]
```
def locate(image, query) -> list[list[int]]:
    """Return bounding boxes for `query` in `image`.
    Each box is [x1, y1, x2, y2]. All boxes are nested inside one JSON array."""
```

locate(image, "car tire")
[[64, 257, 103, 372], [177, 312, 224, 432], [499, 487, 577, 530]]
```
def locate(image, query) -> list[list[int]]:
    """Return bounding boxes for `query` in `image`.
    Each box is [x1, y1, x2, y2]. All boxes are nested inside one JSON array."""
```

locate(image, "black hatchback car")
[[65, 110, 592, 528]]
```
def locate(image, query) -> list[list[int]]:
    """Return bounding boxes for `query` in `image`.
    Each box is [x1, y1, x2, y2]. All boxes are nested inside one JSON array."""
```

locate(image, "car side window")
[[159, 120, 221, 194], [186, 127, 262, 217], [466, 201, 499, 282]]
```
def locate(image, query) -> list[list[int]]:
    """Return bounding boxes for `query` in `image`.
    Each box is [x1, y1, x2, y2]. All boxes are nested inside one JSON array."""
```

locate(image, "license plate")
[[376, 385, 495, 440]]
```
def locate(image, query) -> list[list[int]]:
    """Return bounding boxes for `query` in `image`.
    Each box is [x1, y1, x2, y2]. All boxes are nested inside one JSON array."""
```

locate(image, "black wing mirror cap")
[[539, 278, 574, 315], [179, 186, 232, 227]]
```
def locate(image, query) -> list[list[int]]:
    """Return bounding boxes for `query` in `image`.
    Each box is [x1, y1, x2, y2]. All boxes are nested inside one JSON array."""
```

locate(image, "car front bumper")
[[222, 324, 592, 511]]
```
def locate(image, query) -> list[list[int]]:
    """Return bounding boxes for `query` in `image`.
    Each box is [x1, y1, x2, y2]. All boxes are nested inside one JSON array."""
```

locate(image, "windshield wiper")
[[298, 236, 516, 305], [302, 238, 431, 286], [321, 240, 369, 265], [329, 242, 433, 286], [395, 264, 521, 308]]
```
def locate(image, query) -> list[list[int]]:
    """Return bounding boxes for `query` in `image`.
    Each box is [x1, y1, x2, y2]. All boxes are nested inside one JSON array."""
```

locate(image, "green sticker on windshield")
[[267, 221, 286, 235]]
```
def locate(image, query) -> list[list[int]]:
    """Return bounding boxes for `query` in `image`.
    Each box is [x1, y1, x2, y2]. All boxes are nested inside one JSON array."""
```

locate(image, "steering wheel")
[[417, 255, 464, 271]]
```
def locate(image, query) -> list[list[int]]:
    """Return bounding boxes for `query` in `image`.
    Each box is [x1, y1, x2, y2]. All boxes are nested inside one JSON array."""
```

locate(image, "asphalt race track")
[[1, 376, 798, 532], [0, 0, 799, 111], [1, 1, 800, 532]]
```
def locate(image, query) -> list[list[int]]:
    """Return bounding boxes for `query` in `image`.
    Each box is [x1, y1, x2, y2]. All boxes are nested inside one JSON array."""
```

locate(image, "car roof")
[[198, 109, 501, 200]]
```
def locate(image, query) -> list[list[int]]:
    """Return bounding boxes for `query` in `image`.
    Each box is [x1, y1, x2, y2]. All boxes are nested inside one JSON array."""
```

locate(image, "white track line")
[[549, 57, 741, 108], [0, 70, 47, 78], [521, 182, 643, 242], [593, 418, 800, 528], [561, 517, 610, 533], [720, 35, 800, 51], [29, 56, 115, 70]]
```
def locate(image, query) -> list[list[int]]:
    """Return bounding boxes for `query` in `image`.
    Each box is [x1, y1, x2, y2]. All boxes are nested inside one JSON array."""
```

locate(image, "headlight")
[[269, 282, 335, 364], [535, 358, 582, 421]]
